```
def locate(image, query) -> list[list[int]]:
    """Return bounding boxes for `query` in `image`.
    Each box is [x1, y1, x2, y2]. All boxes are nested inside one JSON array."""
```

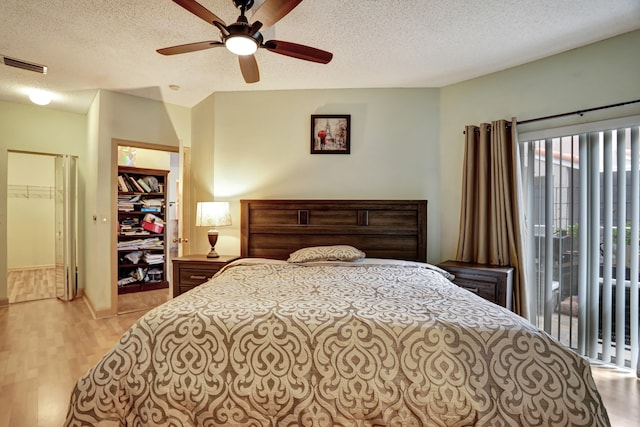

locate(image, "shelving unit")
[[117, 166, 169, 294]]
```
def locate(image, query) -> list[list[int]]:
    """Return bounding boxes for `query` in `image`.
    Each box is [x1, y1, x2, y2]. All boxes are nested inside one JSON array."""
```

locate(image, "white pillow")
[[287, 245, 366, 263]]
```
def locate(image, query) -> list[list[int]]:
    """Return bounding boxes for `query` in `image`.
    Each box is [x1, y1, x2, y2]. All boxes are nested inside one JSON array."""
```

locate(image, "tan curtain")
[[456, 118, 529, 318]]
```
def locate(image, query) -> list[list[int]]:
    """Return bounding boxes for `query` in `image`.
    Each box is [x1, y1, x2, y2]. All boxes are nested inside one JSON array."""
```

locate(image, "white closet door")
[[55, 155, 78, 301]]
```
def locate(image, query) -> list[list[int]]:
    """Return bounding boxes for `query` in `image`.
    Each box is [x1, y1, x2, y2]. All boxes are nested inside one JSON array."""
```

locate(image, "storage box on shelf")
[[117, 166, 169, 294]]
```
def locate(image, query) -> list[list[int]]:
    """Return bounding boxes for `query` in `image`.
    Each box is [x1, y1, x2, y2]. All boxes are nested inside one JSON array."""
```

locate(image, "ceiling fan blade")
[[172, 0, 226, 26], [239, 55, 260, 83], [264, 40, 333, 64], [249, 20, 263, 36], [213, 20, 230, 37], [157, 41, 223, 55], [251, 0, 302, 29]]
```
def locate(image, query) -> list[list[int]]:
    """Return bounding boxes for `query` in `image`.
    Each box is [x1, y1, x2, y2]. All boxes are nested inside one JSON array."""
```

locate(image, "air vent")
[[2, 56, 47, 74]]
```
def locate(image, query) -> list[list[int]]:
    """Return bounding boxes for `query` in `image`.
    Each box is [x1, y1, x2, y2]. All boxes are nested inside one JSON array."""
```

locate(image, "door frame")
[[5, 150, 75, 304], [111, 139, 180, 313], [178, 146, 191, 257]]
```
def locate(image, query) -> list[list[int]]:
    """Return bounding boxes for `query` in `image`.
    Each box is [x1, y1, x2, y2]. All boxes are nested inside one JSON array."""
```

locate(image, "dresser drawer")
[[172, 255, 239, 298], [437, 260, 514, 310], [179, 267, 218, 286], [451, 277, 497, 303]]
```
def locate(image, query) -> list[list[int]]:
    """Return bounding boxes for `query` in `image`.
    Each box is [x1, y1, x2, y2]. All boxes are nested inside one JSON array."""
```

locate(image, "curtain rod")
[[517, 99, 640, 125], [462, 99, 640, 134]]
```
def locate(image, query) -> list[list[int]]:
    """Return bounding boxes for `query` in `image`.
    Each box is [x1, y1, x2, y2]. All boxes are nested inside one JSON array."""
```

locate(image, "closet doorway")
[[113, 140, 186, 314], [6, 151, 78, 304]]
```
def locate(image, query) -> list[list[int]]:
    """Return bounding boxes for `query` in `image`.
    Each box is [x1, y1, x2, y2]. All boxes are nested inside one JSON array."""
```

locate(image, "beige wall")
[[190, 94, 217, 257], [7, 153, 56, 269], [439, 29, 640, 261], [83, 90, 190, 314], [179, 25, 640, 265], [0, 101, 87, 304], [190, 88, 441, 260], [0, 93, 189, 311], [117, 146, 171, 170], [2, 29, 639, 309]]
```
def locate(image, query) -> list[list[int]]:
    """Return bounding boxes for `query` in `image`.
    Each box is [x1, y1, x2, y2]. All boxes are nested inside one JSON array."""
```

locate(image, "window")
[[519, 117, 639, 370]]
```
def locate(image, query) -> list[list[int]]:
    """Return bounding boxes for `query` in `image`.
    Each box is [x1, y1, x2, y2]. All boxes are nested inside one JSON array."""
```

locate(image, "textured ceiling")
[[1, 0, 639, 114]]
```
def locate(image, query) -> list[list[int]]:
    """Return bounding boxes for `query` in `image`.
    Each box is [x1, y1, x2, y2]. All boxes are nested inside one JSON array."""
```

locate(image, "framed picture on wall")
[[310, 114, 351, 154]]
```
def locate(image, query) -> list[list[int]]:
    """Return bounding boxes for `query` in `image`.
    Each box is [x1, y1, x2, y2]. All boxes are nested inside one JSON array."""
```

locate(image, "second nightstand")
[[172, 254, 239, 298], [437, 260, 514, 310]]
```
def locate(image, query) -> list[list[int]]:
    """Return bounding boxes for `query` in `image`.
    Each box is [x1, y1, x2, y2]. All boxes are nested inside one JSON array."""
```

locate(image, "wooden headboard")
[[240, 199, 427, 261]]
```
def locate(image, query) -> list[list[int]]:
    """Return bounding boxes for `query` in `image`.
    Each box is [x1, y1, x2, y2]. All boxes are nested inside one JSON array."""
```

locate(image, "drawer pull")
[[461, 286, 480, 294], [189, 275, 208, 280]]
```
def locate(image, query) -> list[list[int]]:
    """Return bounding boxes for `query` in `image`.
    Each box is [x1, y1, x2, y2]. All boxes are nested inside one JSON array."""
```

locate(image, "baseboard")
[[0, 297, 8, 307], [8, 264, 55, 272], [82, 295, 116, 319]]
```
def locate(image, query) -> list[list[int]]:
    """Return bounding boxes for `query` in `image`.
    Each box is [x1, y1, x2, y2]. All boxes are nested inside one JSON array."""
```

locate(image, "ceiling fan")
[[157, 0, 333, 83]]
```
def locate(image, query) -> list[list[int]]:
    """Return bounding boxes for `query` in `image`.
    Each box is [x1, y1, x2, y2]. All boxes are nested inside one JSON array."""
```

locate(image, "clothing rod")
[[517, 99, 640, 125]]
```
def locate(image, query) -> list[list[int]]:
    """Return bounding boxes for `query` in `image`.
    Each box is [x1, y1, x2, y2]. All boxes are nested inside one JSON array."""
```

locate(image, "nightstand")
[[172, 254, 239, 297], [437, 260, 514, 310]]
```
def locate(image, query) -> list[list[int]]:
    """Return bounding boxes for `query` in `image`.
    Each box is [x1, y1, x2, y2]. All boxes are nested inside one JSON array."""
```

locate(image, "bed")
[[65, 199, 610, 426]]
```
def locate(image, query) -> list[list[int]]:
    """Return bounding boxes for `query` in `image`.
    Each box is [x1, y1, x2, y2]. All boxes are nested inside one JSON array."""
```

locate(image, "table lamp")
[[195, 201, 231, 258]]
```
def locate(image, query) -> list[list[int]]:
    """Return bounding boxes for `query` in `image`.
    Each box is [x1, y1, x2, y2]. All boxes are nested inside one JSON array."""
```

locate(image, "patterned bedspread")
[[65, 259, 610, 426]]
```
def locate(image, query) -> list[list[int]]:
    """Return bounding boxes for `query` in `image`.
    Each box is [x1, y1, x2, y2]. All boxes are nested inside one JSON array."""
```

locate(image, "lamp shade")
[[195, 202, 231, 227]]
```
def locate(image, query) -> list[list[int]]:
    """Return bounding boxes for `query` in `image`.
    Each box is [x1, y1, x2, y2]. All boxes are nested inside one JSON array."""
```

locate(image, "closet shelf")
[[117, 166, 169, 294], [8, 184, 55, 199]]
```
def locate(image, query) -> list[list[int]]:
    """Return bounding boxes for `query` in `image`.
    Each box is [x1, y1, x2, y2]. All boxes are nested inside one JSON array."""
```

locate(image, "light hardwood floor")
[[7, 267, 56, 303], [118, 288, 171, 314], [9, 266, 171, 312], [0, 297, 149, 426], [0, 296, 638, 426]]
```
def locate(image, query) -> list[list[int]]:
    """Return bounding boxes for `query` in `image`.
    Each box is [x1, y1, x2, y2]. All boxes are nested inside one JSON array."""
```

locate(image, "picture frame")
[[310, 114, 351, 154]]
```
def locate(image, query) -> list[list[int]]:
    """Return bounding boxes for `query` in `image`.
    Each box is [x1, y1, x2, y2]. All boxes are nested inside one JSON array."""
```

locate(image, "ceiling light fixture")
[[225, 35, 258, 56], [28, 90, 52, 106]]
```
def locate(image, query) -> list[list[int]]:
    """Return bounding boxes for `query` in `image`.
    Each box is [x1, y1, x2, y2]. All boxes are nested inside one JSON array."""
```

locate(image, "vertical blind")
[[519, 117, 639, 371]]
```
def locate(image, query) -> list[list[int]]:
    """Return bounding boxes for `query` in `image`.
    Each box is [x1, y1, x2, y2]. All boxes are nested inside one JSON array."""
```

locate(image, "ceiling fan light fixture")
[[159, 0, 333, 84], [225, 35, 258, 55]]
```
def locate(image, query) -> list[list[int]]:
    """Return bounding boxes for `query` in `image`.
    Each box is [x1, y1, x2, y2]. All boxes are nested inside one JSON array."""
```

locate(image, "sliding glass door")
[[519, 118, 639, 372]]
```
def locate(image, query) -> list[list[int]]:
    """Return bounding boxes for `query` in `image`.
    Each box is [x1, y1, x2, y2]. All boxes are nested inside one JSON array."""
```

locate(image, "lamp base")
[[207, 229, 220, 258]]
